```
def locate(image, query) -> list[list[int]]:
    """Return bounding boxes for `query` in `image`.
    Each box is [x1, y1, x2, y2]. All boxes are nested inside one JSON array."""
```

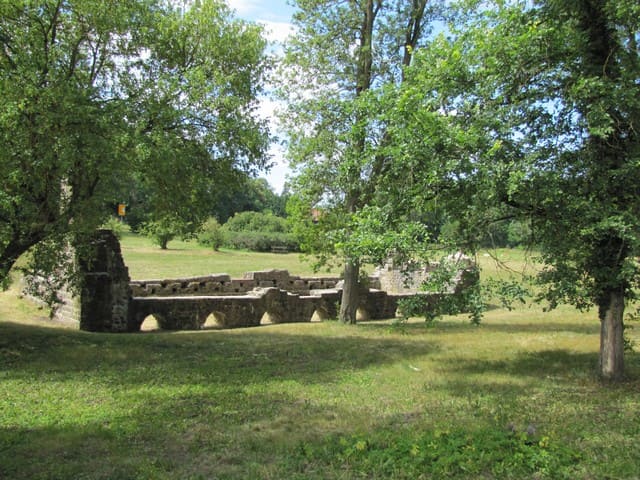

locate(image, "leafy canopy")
[[0, 0, 269, 284]]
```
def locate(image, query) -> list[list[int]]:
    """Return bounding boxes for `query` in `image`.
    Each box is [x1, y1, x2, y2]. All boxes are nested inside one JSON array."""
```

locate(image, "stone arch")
[[356, 307, 370, 322], [261, 288, 287, 324], [140, 314, 162, 331], [260, 311, 277, 325], [311, 307, 330, 322], [203, 311, 226, 329]]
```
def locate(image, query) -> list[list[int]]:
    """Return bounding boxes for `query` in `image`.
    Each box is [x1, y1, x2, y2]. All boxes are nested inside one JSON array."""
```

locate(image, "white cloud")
[[226, 0, 262, 17], [258, 20, 296, 45], [225, 0, 295, 192]]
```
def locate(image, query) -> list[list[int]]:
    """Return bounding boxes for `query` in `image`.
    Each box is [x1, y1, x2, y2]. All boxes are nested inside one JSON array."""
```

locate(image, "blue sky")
[[227, 1, 297, 193], [227, 0, 295, 33]]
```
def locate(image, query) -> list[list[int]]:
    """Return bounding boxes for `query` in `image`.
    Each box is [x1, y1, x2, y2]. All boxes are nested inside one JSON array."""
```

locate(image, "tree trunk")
[[0, 243, 21, 287], [599, 289, 625, 381], [339, 259, 360, 324], [0, 232, 45, 287]]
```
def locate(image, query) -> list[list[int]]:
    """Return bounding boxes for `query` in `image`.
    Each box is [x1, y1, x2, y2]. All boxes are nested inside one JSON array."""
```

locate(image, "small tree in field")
[[198, 218, 225, 251], [141, 218, 182, 250]]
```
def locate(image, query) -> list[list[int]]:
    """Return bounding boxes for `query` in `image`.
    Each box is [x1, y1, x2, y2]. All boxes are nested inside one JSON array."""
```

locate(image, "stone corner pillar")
[[78, 230, 132, 332]]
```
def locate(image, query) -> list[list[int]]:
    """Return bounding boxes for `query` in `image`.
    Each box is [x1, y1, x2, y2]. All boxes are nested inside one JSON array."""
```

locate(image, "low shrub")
[[140, 220, 176, 250], [219, 211, 299, 252], [223, 231, 299, 252], [197, 217, 225, 251], [224, 211, 289, 233], [101, 217, 130, 240]]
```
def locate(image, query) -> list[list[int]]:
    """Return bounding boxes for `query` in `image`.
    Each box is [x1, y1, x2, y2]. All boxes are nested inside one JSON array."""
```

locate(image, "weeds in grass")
[[292, 426, 581, 479]]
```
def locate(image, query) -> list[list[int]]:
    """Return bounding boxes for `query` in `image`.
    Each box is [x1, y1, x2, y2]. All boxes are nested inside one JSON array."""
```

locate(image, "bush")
[[223, 231, 299, 252], [507, 219, 532, 247], [101, 217, 130, 240], [224, 211, 289, 233], [219, 211, 299, 252], [197, 217, 225, 251], [440, 218, 532, 248]]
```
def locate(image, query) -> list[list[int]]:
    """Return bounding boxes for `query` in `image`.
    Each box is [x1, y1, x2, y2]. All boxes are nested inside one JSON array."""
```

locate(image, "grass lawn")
[[119, 232, 340, 279], [1, 244, 639, 479]]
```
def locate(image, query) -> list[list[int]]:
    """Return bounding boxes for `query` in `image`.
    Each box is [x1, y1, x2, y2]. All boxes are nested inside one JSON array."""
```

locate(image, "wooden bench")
[[271, 246, 289, 254]]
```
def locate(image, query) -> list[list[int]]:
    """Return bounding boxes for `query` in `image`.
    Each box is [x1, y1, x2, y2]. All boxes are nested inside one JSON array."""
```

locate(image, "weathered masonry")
[[129, 272, 402, 330], [47, 230, 476, 332]]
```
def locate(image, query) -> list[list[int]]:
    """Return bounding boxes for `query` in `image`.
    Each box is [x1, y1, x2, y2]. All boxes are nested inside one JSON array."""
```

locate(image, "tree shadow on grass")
[[2, 321, 638, 479], [0, 388, 352, 480], [0, 321, 439, 387], [441, 347, 640, 393], [443, 348, 599, 380], [360, 318, 600, 336], [4, 357, 637, 480], [0, 321, 445, 478], [478, 322, 600, 335]]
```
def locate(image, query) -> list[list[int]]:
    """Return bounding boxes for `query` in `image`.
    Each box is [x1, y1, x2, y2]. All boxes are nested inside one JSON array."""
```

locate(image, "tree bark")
[[0, 231, 46, 287], [339, 259, 360, 324], [336, 0, 377, 324], [572, 1, 629, 382], [599, 289, 625, 381]]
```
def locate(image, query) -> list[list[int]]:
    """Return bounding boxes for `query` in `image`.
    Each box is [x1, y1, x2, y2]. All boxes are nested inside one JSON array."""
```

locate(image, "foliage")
[[397, 257, 484, 325], [19, 236, 79, 315], [197, 217, 225, 251], [140, 217, 188, 250], [223, 231, 299, 253], [219, 211, 298, 252], [295, 426, 580, 479], [223, 211, 290, 234], [0, 0, 269, 287], [100, 218, 129, 241], [121, 175, 287, 233], [280, 0, 439, 322], [213, 177, 288, 222], [389, 0, 640, 379]]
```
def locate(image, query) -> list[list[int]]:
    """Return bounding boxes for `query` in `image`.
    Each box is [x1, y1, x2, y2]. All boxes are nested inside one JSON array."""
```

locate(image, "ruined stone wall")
[[373, 262, 437, 294], [28, 231, 477, 332], [78, 230, 132, 332], [130, 270, 346, 297], [372, 254, 476, 295], [25, 280, 81, 326], [24, 230, 131, 330], [53, 286, 81, 325], [128, 287, 402, 331]]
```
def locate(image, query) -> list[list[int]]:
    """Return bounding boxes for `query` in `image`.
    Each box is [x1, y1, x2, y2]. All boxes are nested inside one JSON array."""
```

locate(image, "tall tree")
[[393, 0, 640, 379], [0, 0, 269, 285], [280, 0, 432, 323]]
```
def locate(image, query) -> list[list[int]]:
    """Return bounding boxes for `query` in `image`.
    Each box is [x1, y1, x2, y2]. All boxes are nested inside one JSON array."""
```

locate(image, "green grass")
[[1, 245, 639, 479], [120, 232, 340, 279]]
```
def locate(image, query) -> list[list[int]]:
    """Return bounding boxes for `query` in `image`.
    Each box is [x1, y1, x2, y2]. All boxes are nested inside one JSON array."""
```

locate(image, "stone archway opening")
[[203, 312, 225, 329], [260, 312, 275, 325], [140, 314, 161, 332], [356, 307, 370, 322], [311, 307, 329, 322]]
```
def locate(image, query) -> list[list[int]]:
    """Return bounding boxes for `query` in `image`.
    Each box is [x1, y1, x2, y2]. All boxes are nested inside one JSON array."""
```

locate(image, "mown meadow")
[[0, 235, 638, 479]]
